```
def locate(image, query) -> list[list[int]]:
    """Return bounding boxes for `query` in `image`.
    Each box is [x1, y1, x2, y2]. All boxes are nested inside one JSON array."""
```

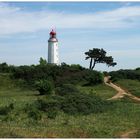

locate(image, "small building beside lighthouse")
[[48, 29, 59, 65]]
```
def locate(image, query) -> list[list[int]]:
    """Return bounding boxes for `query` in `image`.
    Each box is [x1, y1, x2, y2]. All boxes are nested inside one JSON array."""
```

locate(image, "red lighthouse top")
[[48, 29, 58, 42], [50, 29, 56, 36]]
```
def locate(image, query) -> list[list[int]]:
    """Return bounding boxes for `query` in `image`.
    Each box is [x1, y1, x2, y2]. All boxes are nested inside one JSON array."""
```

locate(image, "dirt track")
[[119, 130, 137, 138], [104, 76, 140, 102]]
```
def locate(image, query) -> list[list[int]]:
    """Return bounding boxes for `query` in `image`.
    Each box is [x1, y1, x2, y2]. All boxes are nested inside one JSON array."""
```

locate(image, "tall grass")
[[0, 74, 140, 138], [116, 79, 140, 98]]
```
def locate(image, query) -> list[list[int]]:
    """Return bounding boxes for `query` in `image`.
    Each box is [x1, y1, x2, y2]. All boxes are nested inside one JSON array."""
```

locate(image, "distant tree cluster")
[[0, 62, 15, 73], [109, 68, 140, 81]]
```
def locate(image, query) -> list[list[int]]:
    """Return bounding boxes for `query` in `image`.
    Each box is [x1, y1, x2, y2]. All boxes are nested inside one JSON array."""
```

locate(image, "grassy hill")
[[0, 72, 140, 138], [0, 62, 140, 138]]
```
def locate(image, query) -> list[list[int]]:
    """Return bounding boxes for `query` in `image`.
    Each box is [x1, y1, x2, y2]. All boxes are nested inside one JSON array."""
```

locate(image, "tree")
[[85, 48, 117, 70], [0, 62, 9, 72], [39, 57, 47, 66]]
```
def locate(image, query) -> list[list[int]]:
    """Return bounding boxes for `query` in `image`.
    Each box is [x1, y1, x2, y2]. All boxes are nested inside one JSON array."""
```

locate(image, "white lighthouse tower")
[[48, 29, 59, 65]]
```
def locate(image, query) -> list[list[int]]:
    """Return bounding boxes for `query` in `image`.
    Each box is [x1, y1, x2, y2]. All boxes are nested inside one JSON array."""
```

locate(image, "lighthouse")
[[48, 29, 59, 65]]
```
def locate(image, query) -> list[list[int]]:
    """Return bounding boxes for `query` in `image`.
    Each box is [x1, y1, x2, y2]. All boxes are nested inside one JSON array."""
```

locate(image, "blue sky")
[[0, 2, 140, 71]]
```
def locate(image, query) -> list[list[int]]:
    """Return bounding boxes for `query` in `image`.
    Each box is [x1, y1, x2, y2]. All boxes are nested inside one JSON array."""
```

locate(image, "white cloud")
[[0, 3, 140, 35]]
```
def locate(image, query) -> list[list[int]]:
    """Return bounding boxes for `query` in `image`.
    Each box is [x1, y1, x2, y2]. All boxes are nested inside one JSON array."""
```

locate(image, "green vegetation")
[[10, 61, 103, 87], [0, 61, 140, 138], [32, 93, 113, 117], [109, 68, 140, 81], [35, 79, 54, 95], [116, 79, 140, 98], [85, 48, 117, 69], [109, 68, 140, 98], [0, 103, 14, 115], [55, 84, 79, 96], [77, 84, 117, 100]]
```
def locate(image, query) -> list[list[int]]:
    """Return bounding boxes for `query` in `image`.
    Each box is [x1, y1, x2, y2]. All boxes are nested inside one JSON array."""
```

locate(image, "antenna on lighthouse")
[[50, 26, 56, 32]]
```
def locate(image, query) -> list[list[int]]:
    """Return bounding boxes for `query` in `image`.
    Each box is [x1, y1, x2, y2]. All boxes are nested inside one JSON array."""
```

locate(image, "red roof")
[[50, 29, 56, 35]]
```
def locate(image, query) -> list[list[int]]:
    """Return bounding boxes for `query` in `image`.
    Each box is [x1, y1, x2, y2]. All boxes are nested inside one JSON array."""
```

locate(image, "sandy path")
[[104, 76, 140, 102], [119, 130, 137, 138]]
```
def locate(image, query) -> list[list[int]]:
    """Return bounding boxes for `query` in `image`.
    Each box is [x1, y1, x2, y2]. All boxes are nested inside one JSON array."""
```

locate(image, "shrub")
[[27, 109, 42, 120], [60, 93, 113, 115], [103, 71, 109, 76], [11, 61, 104, 88], [70, 64, 85, 71], [47, 109, 58, 119], [33, 93, 113, 118], [109, 76, 117, 82], [24, 103, 42, 120], [0, 62, 9, 73], [37, 98, 61, 111], [55, 84, 79, 96], [35, 79, 54, 95], [55, 68, 103, 86], [0, 103, 14, 115], [109, 69, 140, 81], [34, 97, 63, 119], [84, 70, 103, 86]]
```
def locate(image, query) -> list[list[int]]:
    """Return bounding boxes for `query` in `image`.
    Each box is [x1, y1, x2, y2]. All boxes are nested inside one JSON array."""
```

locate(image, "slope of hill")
[[0, 72, 140, 138], [0, 63, 140, 138]]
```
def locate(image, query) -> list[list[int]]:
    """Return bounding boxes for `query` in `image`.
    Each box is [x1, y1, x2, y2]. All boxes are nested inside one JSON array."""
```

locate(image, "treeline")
[[1, 61, 139, 85], [0, 63, 15, 73], [0, 61, 103, 88], [109, 68, 140, 81]]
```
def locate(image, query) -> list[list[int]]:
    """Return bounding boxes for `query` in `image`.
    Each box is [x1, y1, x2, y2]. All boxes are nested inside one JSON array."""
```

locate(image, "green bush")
[[55, 84, 79, 96], [24, 103, 42, 120], [12, 63, 62, 86], [47, 109, 58, 119], [103, 71, 109, 76], [61, 93, 113, 115], [109, 69, 140, 81], [0, 103, 14, 115], [109, 76, 117, 83], [84, 70, 103, 86], [35, 79, 54, 95], [33, 93, 113, 118], [37, 98, 61, 111], [0, 63, 15, 73], [70, 64, 85, 71], [55, 69, 103, 86], [11, 61, 103, 88], [34, 97, 62, 119], [28, 109, 42, 120]]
